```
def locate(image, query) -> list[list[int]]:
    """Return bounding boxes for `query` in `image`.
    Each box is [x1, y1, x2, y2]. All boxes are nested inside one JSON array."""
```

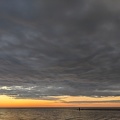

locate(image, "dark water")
[[0, 108, 120, 120]]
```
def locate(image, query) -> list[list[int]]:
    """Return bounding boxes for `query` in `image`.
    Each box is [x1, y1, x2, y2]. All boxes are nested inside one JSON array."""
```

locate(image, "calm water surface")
[[0, 108, 120, 120]]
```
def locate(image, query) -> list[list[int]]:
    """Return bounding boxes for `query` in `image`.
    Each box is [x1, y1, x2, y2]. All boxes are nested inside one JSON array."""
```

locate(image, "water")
[[0, 108, 120, 120]]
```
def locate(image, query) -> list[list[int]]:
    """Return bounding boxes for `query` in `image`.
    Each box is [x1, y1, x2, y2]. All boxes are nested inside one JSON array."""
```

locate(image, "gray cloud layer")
[[0, 0, 120, 100]]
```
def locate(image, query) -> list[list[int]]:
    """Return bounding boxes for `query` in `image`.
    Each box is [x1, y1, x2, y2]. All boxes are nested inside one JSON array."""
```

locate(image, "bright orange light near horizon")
[[0, 95, 71, 108], [0, 95, 120, 108]]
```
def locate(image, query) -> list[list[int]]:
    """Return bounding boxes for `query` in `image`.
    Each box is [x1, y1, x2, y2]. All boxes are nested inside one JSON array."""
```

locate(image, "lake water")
[[0, 108, 120, 120]]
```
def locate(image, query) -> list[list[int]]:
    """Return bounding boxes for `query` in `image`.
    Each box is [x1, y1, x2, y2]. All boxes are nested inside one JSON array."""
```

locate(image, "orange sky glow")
[[0, 95, 120, 108]]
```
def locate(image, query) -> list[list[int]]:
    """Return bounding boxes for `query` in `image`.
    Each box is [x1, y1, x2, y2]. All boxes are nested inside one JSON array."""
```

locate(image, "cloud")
[[62, 100, 120, 103], [0, 0, 120, 100]]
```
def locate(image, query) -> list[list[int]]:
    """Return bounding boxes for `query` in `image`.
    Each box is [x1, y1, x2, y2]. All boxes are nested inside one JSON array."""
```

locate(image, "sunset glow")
[[0, 95, 120, 108]]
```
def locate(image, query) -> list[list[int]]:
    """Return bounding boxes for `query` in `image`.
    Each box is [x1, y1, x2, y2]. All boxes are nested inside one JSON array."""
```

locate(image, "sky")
[[0, 0, 120, 107]]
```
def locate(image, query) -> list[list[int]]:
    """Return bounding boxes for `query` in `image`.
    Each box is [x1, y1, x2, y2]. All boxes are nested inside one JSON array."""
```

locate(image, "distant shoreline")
[[0, 107, 120, 110]]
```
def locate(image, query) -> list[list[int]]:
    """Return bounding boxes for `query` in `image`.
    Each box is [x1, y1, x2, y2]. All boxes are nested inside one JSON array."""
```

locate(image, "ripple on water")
[[0, 109, 120, 120]]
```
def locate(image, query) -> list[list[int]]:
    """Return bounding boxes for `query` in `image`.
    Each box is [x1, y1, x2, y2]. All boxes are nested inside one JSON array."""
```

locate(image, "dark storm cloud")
[[0, 0, 120, 100]]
